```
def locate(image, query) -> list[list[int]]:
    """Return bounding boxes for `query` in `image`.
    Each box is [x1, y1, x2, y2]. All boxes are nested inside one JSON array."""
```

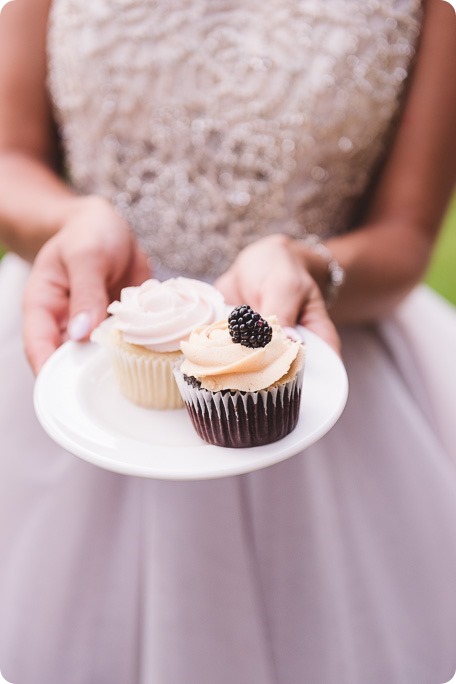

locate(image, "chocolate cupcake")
[[174, 306, 305, 447]]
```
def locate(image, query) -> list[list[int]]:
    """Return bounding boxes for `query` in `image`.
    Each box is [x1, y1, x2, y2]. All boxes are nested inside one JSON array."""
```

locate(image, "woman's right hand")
[[23, 195, 150, 374]]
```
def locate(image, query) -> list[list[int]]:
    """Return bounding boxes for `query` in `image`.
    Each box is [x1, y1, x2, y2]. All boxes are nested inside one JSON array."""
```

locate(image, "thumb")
[[299, 282, 341, 354], [66, 256, 110, 341], [214, 270, 243, 308], [126, 243, 151, 287], [259, 275, 303, 327]]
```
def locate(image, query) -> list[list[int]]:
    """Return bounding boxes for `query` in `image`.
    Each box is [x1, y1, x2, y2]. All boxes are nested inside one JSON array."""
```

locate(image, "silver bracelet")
[[301, 233, 345, 308]]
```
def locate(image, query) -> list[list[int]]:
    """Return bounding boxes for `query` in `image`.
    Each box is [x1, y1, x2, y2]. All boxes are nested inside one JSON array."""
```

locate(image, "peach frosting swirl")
[[107, 278, 226, 352], [180, 316, 304, 392]]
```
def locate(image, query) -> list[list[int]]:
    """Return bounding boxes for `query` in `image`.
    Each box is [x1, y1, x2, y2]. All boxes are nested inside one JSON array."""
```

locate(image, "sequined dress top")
[[47, 0, 422, 278]]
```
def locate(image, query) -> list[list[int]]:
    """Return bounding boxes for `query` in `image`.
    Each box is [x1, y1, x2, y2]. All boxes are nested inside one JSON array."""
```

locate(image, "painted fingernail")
[[67, 312, 91, 341]]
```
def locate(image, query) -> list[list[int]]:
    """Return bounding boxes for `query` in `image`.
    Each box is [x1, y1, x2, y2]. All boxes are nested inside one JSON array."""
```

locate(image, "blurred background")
[[426, 195, 456, 305]]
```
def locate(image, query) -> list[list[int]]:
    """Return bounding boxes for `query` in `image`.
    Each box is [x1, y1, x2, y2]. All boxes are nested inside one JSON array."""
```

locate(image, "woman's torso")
[[47, 0, 422, 278]]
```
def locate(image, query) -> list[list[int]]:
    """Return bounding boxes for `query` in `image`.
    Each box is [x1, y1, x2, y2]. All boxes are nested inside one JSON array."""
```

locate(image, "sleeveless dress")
[[1, 1, 456, 683]]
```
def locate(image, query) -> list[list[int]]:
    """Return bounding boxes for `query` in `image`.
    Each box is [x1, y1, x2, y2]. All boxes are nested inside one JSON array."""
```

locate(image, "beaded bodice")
[[47, 0, 422, 278]]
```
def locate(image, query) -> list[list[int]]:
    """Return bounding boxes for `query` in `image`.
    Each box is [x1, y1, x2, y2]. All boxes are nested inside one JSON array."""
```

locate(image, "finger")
[[23, 268, 66, 374], [66, 251, 110, 340], [23, 302, 63, 374], [299, 283, 341, 354], [214, 271, 244, 309], [259, 273, 304, 327], [127, 244, 150, 287]]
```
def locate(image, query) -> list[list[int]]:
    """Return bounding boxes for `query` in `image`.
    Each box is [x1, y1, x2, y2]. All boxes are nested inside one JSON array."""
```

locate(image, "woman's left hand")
[[215, 234, 341, 353]]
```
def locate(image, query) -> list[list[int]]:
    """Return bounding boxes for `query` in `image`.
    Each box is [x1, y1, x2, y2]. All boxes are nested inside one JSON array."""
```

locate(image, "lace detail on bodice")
[[47, 0, 422, 278]]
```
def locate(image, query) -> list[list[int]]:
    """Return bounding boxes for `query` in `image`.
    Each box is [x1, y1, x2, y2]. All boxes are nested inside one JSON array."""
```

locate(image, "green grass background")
[[425, 194, 456, 305], [1, 201, 455, 305]]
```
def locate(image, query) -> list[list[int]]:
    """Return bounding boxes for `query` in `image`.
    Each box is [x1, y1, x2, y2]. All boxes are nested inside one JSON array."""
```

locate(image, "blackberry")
[[228, 305, 272, 349]]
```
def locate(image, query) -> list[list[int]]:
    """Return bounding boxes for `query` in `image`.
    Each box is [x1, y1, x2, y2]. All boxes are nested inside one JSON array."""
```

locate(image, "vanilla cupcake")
[[174, 305, 305, 447], [95, 278, 225, 409]]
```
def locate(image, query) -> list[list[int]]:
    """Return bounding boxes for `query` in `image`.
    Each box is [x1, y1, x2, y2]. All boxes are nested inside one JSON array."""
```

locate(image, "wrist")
[[30, 195, 126, 261], [30, 193, 88, 255], [62, 194, 111, 220], [303, 234, 345, 308], [291, 235, 346, 308]]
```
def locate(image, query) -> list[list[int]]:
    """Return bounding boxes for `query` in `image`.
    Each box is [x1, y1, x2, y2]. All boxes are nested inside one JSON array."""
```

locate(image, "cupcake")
[[93, 277, 225, 409], [174, 305, 305, 447]]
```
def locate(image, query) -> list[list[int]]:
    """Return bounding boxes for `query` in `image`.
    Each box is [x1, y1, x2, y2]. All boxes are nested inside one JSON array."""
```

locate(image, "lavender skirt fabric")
[[1, 253, 456, 684]]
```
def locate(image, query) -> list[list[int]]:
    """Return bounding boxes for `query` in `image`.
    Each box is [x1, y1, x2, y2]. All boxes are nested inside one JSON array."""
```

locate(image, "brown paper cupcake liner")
[[174, 367, 304, 448]]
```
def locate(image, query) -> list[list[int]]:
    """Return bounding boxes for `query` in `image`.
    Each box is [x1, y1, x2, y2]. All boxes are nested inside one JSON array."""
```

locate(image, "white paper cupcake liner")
[[110, 346, 184, 410], [174, 366, 304, 447]]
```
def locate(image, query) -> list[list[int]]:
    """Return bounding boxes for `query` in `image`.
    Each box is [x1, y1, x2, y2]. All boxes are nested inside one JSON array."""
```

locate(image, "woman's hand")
[[215, 234, 341, 353], [23, 195, 150, 374]]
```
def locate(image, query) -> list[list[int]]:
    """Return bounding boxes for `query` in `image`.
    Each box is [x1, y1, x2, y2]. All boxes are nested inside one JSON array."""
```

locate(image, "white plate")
[[34, 327, 348, 480]]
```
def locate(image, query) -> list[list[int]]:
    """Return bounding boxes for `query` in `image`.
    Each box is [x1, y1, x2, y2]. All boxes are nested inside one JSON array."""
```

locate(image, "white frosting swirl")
[[107, 278, 226, 352]]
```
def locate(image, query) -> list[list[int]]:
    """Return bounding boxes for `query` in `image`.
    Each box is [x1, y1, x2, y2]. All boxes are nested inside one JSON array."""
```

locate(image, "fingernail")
[[68, 312, 91, 341]]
